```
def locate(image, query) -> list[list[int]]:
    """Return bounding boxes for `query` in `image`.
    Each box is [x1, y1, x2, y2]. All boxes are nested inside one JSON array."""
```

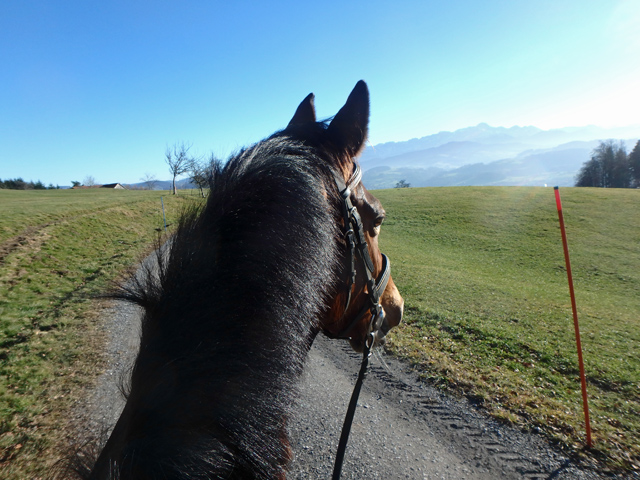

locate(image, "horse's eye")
[[374, 216, 385, 228]]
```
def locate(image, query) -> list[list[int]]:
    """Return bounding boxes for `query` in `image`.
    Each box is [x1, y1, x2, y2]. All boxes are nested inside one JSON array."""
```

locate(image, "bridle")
[[329, 162, 392, 480], [328, 163, 391, 343]]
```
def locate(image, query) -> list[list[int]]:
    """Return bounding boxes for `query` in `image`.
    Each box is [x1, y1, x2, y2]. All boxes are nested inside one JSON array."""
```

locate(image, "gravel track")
[[76, 296, 610, 479]]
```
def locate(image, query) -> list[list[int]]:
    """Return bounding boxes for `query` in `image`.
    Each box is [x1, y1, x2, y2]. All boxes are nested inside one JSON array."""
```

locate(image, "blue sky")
[[2, 0, 639, 186]]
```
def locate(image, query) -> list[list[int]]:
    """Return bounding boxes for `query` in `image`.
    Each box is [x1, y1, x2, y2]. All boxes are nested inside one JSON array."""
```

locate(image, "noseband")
[[329, 163, 391, 343]]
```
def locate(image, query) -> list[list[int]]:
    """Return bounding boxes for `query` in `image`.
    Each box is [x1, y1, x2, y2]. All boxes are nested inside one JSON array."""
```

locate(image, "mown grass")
[[376, 186, 639, 474], [0, 188, 197, 479]]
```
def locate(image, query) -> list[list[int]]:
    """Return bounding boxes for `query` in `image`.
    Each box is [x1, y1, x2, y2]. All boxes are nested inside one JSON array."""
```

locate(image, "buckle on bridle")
[[371, 303, 384, 331], [365, 331, 375, 351]]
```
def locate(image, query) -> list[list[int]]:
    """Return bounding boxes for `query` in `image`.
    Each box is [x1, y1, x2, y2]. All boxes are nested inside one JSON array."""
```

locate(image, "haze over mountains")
[[359, 123, 639, 189], [131, 123, 638, 191]]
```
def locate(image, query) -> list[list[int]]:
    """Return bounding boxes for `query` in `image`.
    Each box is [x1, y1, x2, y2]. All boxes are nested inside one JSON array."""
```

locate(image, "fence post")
[[161, 196, 167, 233], [554, 186, 592, 449]]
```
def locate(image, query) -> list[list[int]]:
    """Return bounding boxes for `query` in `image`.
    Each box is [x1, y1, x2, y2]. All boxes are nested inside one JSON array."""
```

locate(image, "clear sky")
[[2, 0, 639, 186]]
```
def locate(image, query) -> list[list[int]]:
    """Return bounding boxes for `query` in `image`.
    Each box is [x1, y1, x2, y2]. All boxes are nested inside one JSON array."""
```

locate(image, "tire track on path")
[[287, 335, 604, 479], [78, 296, 606, 479]]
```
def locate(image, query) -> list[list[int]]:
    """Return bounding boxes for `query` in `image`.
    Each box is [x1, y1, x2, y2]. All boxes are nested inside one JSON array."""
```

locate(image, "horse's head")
[[286, 81, 404, 352]]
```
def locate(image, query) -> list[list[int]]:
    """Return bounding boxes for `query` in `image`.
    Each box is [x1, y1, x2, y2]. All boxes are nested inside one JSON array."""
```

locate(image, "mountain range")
[[359, 123, 639, 189], [127, 123, 638, 191]]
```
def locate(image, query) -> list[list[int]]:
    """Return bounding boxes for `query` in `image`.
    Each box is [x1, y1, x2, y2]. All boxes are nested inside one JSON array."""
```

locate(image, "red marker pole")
[[554, 187, 592, 449]]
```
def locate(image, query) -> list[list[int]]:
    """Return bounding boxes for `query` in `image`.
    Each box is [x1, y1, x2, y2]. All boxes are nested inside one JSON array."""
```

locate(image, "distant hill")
[[120, 124, 639, 190], [125, 178, 196, 190], [361, 124, 639, 188]]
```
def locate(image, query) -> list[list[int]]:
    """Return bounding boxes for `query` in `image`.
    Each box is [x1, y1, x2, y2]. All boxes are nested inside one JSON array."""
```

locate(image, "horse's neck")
[[91, 304, 315, 479], [90, 160, 338, 477]]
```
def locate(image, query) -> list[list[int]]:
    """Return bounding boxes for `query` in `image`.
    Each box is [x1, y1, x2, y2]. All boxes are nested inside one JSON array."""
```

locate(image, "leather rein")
[[329, 163, 391, 480]]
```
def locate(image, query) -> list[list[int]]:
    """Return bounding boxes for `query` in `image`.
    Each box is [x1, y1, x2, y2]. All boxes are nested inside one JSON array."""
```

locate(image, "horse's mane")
[[125, 130, 343, 341], [67, 130, 347, 479]]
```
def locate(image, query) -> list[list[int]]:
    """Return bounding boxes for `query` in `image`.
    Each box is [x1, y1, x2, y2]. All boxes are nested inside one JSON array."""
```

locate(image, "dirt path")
[[288, 335, 603, 479], [78, 298, 606, 479]]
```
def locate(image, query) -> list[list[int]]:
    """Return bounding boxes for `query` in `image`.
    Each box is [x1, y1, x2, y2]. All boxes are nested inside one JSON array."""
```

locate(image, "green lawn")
[[0, 188, 194, 479], [376, 186, 639, 472], [0, 186, 637, 476]]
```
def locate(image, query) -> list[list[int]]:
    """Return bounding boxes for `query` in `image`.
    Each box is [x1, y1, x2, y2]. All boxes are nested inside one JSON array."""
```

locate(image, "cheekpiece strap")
[[330, 162, 392, 340]]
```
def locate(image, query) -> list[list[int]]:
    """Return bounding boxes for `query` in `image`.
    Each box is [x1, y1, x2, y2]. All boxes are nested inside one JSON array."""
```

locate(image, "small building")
[[71, 183, 127, 190]]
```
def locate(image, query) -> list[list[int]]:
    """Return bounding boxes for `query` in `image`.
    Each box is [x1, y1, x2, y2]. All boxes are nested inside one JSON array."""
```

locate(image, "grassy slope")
[[1, 186, 638, 476], [0, 189, 196, 479], [375, 186, 639, 472]]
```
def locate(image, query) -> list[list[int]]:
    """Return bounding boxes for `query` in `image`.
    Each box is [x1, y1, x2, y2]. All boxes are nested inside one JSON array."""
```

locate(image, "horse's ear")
[[288, 93, 316, 128], [328, 80, 369, 157]]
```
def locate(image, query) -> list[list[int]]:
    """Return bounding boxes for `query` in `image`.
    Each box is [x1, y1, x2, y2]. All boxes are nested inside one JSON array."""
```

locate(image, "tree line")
[[0, 178, 60, 190], [576, 139, 640, 188]]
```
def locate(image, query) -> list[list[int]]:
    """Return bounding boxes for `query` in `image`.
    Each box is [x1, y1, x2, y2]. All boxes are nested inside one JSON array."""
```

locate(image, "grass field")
[[0, 186, 638, 476], [0, 188, 194, 479], [375, 186, 639, 473]]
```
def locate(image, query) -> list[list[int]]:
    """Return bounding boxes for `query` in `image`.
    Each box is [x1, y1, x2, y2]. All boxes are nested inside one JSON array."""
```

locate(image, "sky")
[[2, 0, 640, 187]]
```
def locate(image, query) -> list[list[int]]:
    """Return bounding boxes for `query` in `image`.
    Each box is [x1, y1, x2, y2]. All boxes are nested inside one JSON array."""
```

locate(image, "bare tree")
[[140, 172, 159, 191], [188, 153, 219, 197], [83, 175, 97, 187], [165, 142, 192, 195]]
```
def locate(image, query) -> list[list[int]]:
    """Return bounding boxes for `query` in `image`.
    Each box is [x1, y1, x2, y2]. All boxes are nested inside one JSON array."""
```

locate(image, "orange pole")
[[553, 187, 592, 448]]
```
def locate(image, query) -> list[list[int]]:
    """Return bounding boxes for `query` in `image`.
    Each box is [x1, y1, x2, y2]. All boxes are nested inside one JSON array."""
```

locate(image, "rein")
[[331, 334, 373, 480], [330, 163, 391, 479]]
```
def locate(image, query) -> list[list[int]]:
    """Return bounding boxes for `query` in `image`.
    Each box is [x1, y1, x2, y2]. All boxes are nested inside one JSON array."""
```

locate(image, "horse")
[[68, 80, 404, 479]]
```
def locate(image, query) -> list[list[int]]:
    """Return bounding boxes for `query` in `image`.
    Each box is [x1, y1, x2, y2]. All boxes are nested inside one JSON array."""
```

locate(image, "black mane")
[[60, 81, 397, 480], [75, 132, 344, 479]]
